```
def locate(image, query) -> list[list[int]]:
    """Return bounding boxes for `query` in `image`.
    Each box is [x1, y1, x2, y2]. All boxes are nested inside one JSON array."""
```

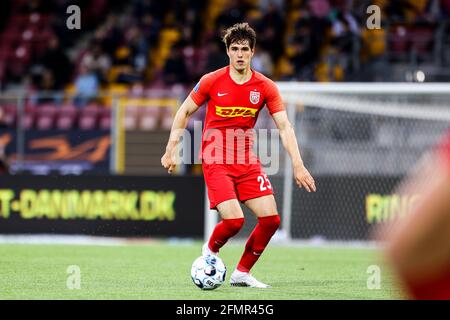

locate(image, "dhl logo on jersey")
[[215, 106, 258, 118]]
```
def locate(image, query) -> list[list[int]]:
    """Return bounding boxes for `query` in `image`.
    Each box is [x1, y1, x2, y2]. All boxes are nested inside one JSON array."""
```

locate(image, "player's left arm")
[[272, 110, 316, 192]]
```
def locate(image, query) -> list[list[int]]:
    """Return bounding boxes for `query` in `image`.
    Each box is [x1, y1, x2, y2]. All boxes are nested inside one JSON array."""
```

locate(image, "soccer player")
[[161, 23, 316, 288], [379, 129, 450, 299]]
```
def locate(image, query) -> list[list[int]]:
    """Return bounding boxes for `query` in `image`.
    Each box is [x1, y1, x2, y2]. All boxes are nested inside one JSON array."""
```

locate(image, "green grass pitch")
[[0, 242, 401, 299]]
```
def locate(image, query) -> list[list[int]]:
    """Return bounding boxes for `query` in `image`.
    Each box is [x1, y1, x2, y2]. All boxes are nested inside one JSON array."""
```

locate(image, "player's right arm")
[[162, 72, 216, 173], [161, 95, 200, 174]]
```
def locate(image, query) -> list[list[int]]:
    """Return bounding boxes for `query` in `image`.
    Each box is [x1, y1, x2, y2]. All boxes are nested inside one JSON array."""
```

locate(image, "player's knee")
[[258, 214, 281, 233], [223, 217, 245, 235]]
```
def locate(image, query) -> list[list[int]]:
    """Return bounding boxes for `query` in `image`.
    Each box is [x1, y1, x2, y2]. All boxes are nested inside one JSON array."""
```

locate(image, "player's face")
[[227, 41, 254, 72]]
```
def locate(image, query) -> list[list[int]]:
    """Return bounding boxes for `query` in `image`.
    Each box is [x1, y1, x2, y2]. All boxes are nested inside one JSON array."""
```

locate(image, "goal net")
[[275, 83, 450, 243], [214, 82, 450, 243], [203, 83, 450, 244]]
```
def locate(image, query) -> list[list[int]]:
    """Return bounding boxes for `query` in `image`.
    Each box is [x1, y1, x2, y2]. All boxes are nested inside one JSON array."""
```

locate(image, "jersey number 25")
[[258, 174, 272, 192]]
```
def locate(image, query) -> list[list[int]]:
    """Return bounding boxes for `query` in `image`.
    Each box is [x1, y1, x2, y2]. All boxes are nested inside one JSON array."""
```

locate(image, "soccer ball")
[[191, 255, 226, 290]]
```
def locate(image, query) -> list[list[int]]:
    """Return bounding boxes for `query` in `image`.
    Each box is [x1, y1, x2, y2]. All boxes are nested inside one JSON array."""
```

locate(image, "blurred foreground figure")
[[380, 130, 450, 299]]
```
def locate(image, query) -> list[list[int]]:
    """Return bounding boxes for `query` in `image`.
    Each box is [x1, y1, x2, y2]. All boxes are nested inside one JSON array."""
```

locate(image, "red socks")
[[237, 215, 281, 273], [208, 217, 245, 253], [208, 215, 281, 273]]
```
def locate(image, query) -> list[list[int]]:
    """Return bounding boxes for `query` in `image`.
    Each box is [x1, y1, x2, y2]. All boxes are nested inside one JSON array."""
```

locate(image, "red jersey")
[[190, 66, 284, 164]]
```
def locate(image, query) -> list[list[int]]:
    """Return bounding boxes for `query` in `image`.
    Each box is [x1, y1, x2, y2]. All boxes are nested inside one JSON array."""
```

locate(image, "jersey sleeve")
[[264, 79, 285, 114], [189, 73, 215, 106]]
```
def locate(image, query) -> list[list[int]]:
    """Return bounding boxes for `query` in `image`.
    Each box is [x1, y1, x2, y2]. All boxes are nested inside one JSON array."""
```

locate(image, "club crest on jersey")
[[250, 91, 260, 104]]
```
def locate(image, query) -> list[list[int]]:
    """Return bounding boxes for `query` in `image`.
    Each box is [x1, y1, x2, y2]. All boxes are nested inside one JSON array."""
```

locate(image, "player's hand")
[[161, 149, 177, 174], [294, 164, 316, 192]]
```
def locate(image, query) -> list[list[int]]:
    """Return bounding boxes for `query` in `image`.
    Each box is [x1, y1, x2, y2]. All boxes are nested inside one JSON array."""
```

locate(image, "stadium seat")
[[141, 106, 160, 117], [56, 105, 79, 130], [16, 104, 37, 130], [3, 104, 35, 129], [139, 114, 158, 131], [122, 105, 139, 130], [0, 29, 21, 48], [99, 115, 111, 130], [8, 15, 28, 30], [138, 107, 160, 131], [23, 112, 35, 130], [161, 117, 172, 130], [79, 116, 97, 130], [123, 114, 137, 130], [160, 107, 174, 130], [0, 46, 12, 60], [35, 104, 57, 130], [1, 105, 17, 127], [99, 107, 112, 117], [99, 107, 112, 130], [78, 104, 101, 130]]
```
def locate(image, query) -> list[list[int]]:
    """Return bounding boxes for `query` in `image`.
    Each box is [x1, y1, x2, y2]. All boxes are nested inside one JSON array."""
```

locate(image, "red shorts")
[[202, 162, 274, 209]]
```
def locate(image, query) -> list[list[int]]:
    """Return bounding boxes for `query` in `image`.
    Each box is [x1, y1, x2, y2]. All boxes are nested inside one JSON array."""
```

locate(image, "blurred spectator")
[[442, 0, 450, 17], [163, 42, 189, 86], [0, 155, 9, 175], [133, 0, 169, 21], [314, 48, 346, 81], [80, 41, 111, 85], [261, 2, 284, 41], [292, 8, 315, 68], [309, 0, 332, 18], [94, 14, 124, 58], [112, 46, 143, 84], [0, 1, 11, 31], [41, 36, 73, 89], [1, 0, 450, 91], [259, 2, 285, 62], [18, 0, 52, 14], [216, 0, 252, 30], [277, 56, 297, 80], [385, 0, 420, 22], [308, 0, 333, 54], [252, 44, 273, 76], [73, 64, 99, 107], [30, 69, 63, 105], [290, 42, 315, 81], [292, 0, 332, 74], [330, 1, 360, 54], [205, 40, 229, 73], [258, 0, 284, 11], [0, 107, 9, 175], [125, 26, 149, 74], [140, 13, 162, 44]]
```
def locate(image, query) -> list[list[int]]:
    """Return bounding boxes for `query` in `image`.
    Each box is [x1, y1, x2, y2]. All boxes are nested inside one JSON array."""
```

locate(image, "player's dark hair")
[[222, 23, 256, 50]]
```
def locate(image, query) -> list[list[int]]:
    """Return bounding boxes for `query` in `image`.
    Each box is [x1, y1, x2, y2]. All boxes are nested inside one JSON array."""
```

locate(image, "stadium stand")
[[0, 0, 450, 174], [1, 0, 449, 91]]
